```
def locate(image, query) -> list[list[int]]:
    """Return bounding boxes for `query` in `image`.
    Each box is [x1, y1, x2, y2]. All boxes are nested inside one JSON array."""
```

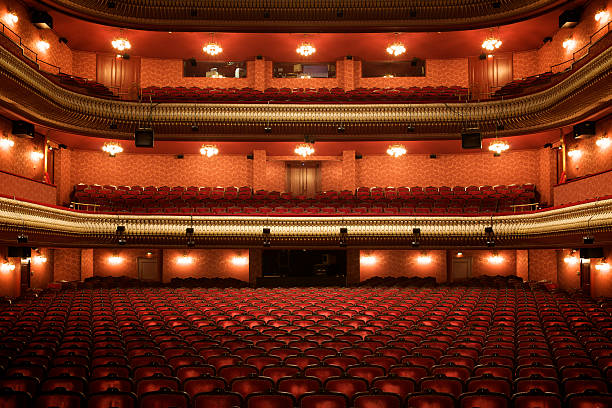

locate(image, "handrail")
[[0, 21, 60, 75]]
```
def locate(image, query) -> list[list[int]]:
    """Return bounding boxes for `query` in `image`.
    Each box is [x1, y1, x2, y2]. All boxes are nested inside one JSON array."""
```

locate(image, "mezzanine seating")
[[141, 86, 469, 104], [71, 184, 537, 215], [494, 72, 559, 98], [0, 286, 610, 408]]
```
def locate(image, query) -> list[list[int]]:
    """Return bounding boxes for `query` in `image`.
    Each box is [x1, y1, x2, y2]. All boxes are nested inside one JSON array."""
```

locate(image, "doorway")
[[286, 162, 321, 197], [138, 257, 161, 282], [451, 257, 472, 282]]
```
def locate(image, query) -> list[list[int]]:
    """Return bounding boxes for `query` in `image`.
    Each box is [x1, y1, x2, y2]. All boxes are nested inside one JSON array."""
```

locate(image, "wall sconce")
[[562, 37, 576, 50], [0, 135, 14, 149], [32, 253, 47, 264], [596, 136, 611, 149], [595, 259, 610, 272], [417, 254, 432, 264], [360, 255, 377, 265], [488, 253, 504, 264], [30, 151, 44, 161], [0, 262, 16, 273], [563, 251, 579, 265], [567, 149, 582, 159], [37, 40, 50, 52], [231, 256, 248, 266], [108, 253, 123, 265], [456, 252, 463, 257], [595, 9, 610, 24], [3, 11, 18, 26], [176, 253, 193, 265]]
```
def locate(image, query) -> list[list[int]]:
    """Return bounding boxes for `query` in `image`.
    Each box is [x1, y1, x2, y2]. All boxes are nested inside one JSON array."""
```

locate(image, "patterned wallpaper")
[[0, 117, 46, 180], [70, 150, 250, 188], [0, 172, 56, 204], [269, 77, 339, 89], [30, 248, 53, 289], [320, 161, 343, 191], [537, 147, 556, 206], [265, 160, 286, 191], [516, 249, 528, 281], [528, 249, 558, 283], [55, 149, 72, 206], [53, 248, 82, 281], [1, 1, 72, 74], [557, 249, 580, 291], [93, 248, 153, 279], [357, 150, 539, 188], [356, 58, 469, 88], [71, 51, 97, 81], [80, 248, 93, 280], [554, 171, 612, 205], [462, 249, 517, 278], [590, 246, 612, 298], [359, 249, 447, 282], [564, 117, 612, 179], [512, 50, 540, 80], [163, 249, 249, 282]]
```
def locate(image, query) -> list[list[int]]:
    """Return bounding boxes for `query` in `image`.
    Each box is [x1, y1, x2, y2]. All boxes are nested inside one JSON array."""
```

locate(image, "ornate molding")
[[38, 0, 566, 32], [1, 197, 611, 247], [0, 43, 611, 139]]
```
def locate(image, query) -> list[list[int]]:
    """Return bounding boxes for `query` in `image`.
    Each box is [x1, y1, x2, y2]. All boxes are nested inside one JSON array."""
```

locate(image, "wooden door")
[[468, 52, 513, 99], [138, 257, 160, 281], [451, 258, 472, 282], [96, 54, 141, 99], [286, 162, 320, 197]]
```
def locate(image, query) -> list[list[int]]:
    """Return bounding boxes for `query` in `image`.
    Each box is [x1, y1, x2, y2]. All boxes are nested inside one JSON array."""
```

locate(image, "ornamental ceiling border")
[[0, 43, 611, 139], [37, 0, 567, 32]]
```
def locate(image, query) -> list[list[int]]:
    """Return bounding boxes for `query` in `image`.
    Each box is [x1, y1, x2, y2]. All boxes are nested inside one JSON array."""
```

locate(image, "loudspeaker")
[[263, 228, 270, 234], [346, 55, 353, 60], [461, 131, 482, 149], [135, 128, 154, 147], [484, 226, 493, 234], [8, 247, 31, 258], [340, 227, 348, 234], [116, 225, 125, 233], [246, 154, 254, 160], [559, 9, 580, 28], [580, 247, 603, 259], [31, 10, 53, 29], [355, 153, 362, 160], [186, 227, 194, 235], [573, 121, 595, 138], [12, 121, 35, 138], [176, 154, 184, 159], [429, 154, 437, 159]]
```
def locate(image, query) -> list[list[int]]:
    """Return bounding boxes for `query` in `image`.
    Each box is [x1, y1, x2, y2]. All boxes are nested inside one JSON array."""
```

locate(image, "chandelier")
[[112, 37, 131, 51], [203, 42, 222, 56], [488, 139, 509, 154], [386, 144, 407, 157], [102, 142, 123, 157], [294, 143, 315, 157], [386, 42, 406, 57], [482, 36, 502, 51], [296, 42, 316, 57], [200, 144, 219, 157]]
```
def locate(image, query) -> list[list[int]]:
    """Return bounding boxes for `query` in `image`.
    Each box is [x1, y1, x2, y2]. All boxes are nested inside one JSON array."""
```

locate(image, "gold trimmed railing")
[[0, 43, 611, 139], [1, 197, 611, 247]]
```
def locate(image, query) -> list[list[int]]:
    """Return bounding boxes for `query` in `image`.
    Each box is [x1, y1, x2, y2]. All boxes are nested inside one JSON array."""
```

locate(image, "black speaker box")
[[8, 247, 31, 258], [12, 121, 35, 138], [355, 153, 362, 160], [573, 121, 595, 138], [461, 131, 482, 149], [246, 154, 254, 160], [559, 9, 580, 28], [580, 247, 604, 259], [31, 10, 53, 29], [135, 128, 154, 147]]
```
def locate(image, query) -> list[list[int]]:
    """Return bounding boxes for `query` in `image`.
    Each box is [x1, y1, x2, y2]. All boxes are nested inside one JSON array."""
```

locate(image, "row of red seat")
[[494, 72, 559, 98], [54, 73, 115, 99], [0, 286, 609, 407], [141, 86, 469, 103]]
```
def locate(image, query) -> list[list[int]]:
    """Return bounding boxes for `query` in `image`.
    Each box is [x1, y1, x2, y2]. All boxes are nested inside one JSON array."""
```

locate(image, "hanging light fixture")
[[112, 30, 131, 51], [296, 38, 316, 57], [294, 142, 315, 157], [482, 28, 502, 51], [488, 139, 510, 154], [102, 141, 123, 157], [386, 144, 407, 157], [386, 33, 406, 56], [200, 144, 219, 157], [0, 135, 14, 149], [203, 33, 223, 55], [596, 136, 611, 149]]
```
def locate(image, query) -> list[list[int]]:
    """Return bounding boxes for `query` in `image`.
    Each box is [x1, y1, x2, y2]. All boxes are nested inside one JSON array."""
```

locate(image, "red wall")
[[557, 249, 581, 291], [357, 58, 469, 88], [527, 249, 558, 283], [590, 246, 612, 298], [554, 170, 612, 205], [53, 248, 82, 281], [0, 117, 46, 181], [357, 150, 540, 189], [140, 58, 253, 88], [72, 51, 97, 81], [359, 250, 447, 282], [30, 248, 53, 289], [163, 249, 249, 282], [564, 117, 612, 179]]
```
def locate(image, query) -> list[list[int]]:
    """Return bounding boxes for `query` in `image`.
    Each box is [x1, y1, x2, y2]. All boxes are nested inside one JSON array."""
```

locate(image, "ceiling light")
[[417, 254, 432, 264], [386, 144, 407, 157], [596, 136, 611, 149], [200, 144, 219, 157], [176, 254, 193, 265], [108, 254, 123, 265], [37, 40, 50, 52], [563, 38, 576, 49], [488, 139, 509, 154], [203, 42, 223, 56], [296, 41, 316, 57], [488, 253, 504, 264], [360, 255, 376, 265], [102, 141, 123, 157], [30, 151, 44, 161], [482, 35, 502, 51], [595, 10, 609, 23], [3, 11, 18, 25], [386, 42, 406, 56], [294, 143, 315, 157], [567, 148, 582, 159], [0, 136, 14, 149], [0, 262, 15, 273], [112, 37, 131, 51]]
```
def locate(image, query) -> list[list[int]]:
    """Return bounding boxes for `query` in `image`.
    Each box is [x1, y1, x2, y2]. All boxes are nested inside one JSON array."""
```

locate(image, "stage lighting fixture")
[[583, 236, 594, 244], [186, 227, 194, 235], [17, 234, 28, 244], [116, 225, 125, 233], [118, 238, 127, 245]]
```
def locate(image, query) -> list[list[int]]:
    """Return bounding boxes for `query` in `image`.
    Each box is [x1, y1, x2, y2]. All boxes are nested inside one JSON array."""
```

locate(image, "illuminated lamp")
[[112, 37, 131, 51], [596, 136, 611, 149], [296, 41, 316, 57], [482, 37, 502, 51], [176, 253, 193, 265], [488, 253, 504, 264], [0, 136, 14, 149], [37, 40, 50, 52], [30, 151, 44, 161], [595, 10, 610, 24], [102, 142, 123, 157], [488, 139, 509, 154], [595, 259, 610, 272], [386, 144, 407, 158], [294, 143, 315, 157], [108, 253, 123, 265], [33, 253, 47, 264], [231, 256, 248, 266], [3, 11, 18, 25], [563, 253, 579, 265], [567, 149, 582, 159], [200, 144, 219, 157], [203, 33, 223, 55], [0, 262, 15, 273], [360, 255, 376, 265], [386, 42, 406, 57], [417, 254, 432, 265], [563, 38, 576, 50]]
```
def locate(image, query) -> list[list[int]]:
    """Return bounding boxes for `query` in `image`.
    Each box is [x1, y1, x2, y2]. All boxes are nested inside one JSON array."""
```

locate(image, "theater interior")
[[0, 0, 611, 407]]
